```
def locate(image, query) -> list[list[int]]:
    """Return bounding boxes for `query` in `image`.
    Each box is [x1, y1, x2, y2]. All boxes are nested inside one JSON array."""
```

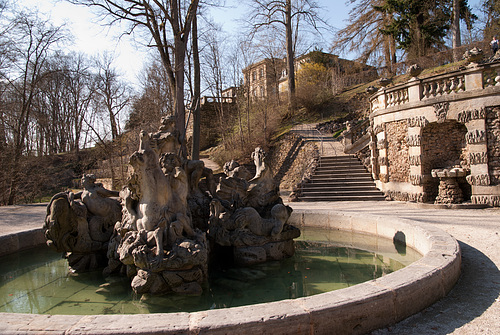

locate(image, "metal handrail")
[[292, 123, 337, 157], [291, 123, 341, 196]]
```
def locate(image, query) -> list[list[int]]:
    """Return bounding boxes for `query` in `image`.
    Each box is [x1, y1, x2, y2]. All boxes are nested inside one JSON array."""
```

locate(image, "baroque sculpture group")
[[43, 117, 300, 296]]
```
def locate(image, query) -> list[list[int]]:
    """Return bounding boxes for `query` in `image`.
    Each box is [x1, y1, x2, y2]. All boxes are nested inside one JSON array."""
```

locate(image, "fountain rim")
[[0, 208, 461, 335]]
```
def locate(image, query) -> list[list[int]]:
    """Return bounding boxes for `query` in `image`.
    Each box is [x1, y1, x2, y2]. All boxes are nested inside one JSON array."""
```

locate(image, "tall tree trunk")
[[191, 11, 200, 160], [452, 0, 461, 62], [285, 0, 295, 111], [109, 108, 118, 140], [174, 40, 187, 158]]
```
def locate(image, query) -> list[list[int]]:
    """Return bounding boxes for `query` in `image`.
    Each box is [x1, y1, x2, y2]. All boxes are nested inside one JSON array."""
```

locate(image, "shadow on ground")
[[372, 241, 500, 334]]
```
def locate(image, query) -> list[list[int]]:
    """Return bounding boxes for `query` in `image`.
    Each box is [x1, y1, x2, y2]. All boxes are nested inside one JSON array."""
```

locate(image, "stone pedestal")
[[431, 168, 467, 204]]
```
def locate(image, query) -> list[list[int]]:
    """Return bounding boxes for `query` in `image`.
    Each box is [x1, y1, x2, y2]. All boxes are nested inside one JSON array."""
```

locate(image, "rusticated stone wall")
[[421, 121, 469, 201], [386, 121, 409, 182], [487, 106, 500, 185], [268, 134, 318, 194], [421, 121, 468, 174]]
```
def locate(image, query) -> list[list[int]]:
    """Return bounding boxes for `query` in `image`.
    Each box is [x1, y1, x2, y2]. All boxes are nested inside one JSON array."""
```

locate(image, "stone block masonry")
[[369, 60, 500, 206]]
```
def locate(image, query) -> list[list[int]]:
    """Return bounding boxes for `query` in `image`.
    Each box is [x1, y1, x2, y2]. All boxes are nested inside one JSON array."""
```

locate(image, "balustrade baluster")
[[449, 78, 457, 92]]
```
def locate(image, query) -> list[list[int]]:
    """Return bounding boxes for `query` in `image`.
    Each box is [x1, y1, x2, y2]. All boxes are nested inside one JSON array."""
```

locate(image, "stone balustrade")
[[370, 61, 500, 114], [365, 60, 500, 207]]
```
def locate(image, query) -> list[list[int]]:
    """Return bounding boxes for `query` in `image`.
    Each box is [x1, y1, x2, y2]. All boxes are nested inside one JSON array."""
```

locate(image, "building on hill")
[[242, 51, 378, 100], [242, 58, 286, 100]]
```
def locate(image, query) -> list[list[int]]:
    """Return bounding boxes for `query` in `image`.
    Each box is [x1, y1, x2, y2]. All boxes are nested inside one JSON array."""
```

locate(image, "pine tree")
[[483, 0, 500, 39], [375, 0, 476, 60]]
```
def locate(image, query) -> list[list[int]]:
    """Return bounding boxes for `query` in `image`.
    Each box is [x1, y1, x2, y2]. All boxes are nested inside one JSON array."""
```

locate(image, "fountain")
[[43, 118, 299, 296], [0, 119, 462, 333]]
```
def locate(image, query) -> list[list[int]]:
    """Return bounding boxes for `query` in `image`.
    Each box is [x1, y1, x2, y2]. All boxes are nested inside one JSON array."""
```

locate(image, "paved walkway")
[[1, 201, 500, 334]]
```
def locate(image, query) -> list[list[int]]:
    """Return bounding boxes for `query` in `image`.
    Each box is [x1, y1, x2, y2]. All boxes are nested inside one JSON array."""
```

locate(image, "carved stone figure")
[[43, 174, 121, 272], [44, 125, 300, 296], [105, 130, 208, 295], [209, 147, 300, 265]]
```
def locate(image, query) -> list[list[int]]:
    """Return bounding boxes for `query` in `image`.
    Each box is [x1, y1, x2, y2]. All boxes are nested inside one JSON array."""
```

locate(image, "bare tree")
[[34, 52, 96, 155], [246, 0, 325, 109], [127, 59, 172, 134], [200, 25, 230, 146], [452, 0, 462, 61], [94, 53, 130, 141], [70, 0, 199, 157], [0, 12, 65, 204]]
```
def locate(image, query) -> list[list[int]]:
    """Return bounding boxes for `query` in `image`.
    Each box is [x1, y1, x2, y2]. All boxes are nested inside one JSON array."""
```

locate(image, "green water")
[[0, 228, 421, 315]]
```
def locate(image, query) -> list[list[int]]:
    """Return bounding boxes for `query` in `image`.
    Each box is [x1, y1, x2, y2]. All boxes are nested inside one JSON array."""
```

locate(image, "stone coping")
[[0, 209, 461, 335]]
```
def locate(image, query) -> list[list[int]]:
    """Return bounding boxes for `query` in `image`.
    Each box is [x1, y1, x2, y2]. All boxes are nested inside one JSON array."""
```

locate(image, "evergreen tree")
[[375, 0, 476, 59], [483, 0, 500, 39], [332, 0, 397, 72]]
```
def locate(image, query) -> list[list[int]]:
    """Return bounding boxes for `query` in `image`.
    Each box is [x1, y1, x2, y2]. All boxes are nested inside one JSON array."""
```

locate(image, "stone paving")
[[0, 201, 499, 334]]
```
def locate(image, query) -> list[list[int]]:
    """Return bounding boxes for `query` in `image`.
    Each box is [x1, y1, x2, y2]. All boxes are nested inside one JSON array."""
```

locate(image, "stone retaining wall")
[[369, 61, 500, 206], [487, 106, 500, 185], [268, 134, 318, 196], [386, 121, 409, 182]]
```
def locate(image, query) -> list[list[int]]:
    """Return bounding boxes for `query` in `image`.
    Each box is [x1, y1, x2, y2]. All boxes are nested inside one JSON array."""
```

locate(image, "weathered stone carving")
[[431, 168, 467, 204], [373, 124, 385, 134], [472, 195, 500, 206], [463, 47, 483, 64], [406, 134, 422, 146], [377, 138, 386, 147], [466, 129, 487, 144], [408, 155, 422, 166], [44, 125, 300, 296], [384, 190, 425, 203], [44, 174, 122, 272], [409, 174, 425, 186], [434, 102, 449, 123], [210, 147, 300, 265], [379, 173, 389, 183], [104, 130, 209, 295], [458, 107, 486, 123], [378, 156, 388, 166], [407, 116, 429, 128], [466, 174, 491, 186], [469, 152, 488, 165], [408, 64, 423, 78]]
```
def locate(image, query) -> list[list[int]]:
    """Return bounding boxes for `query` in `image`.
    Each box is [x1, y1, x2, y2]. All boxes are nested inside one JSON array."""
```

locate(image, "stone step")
[[314, 169, 370, 178], [304, 180, 377, 189], [309, 176, 375, 183], [299, 195, 387, 202], [320, 155, 357, 160], [301, 189, 385, 196], [301, 184, 380, 192], [315, 166, 367, 172]]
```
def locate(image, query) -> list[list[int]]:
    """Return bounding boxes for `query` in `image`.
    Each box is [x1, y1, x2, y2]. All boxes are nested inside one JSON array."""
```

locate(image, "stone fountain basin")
[[0, 208, 460, 335]]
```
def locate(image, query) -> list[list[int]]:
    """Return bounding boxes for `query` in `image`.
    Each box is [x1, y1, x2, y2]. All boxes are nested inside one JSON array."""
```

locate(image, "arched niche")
[[421, 120, 469, 202]]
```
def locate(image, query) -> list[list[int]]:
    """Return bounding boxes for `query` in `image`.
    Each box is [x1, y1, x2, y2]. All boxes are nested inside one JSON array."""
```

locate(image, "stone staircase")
[[290, 123, 386, 202], [299, 155, 386, 202]]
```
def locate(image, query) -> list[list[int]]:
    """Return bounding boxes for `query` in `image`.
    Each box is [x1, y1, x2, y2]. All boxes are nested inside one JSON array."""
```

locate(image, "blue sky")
[[21, 0, 484, 87]]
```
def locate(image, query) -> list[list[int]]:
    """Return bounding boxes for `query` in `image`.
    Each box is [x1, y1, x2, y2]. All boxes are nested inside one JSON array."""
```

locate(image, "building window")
[[252, 71, 257, 81], [260, 86, 264, 97], [260, 68, 264, 79]]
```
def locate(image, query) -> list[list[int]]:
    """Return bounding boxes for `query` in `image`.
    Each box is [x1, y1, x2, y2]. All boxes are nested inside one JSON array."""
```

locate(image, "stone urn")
[[379, 77, 392, 87], [366, 86, 378, 94], [407, 64, 423, 78], [463, 47, 483, 64]]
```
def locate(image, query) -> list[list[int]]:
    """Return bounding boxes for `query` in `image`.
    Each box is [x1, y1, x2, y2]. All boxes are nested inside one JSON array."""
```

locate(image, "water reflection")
[[0, 228, 421, 315]]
